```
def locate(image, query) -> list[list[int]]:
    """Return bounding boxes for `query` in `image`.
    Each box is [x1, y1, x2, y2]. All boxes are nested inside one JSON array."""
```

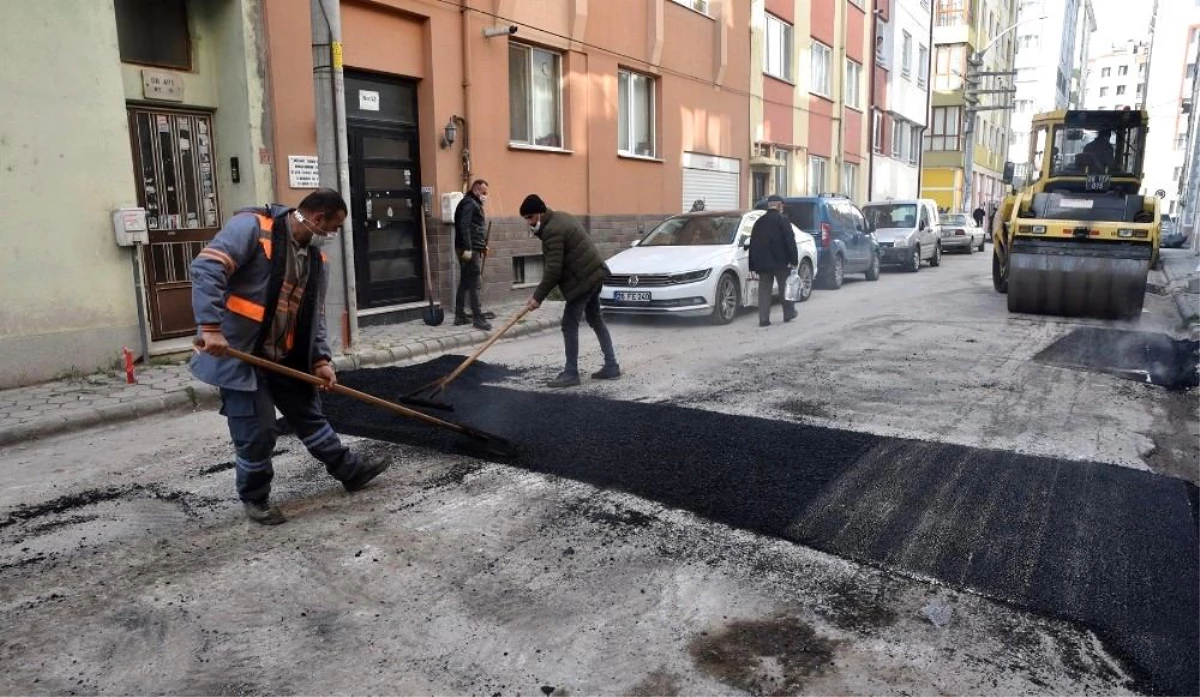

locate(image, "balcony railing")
[[935, 4, 971, 27]]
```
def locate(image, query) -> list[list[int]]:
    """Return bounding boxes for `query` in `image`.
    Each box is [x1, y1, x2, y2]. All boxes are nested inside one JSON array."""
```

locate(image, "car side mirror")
[[630, 239, 640, 248]]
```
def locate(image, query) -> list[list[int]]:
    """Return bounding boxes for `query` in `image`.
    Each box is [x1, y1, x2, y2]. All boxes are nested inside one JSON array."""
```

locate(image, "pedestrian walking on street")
[[454, 179, 493, 331], [749, 194, 799, 327], [987, 201, 997, 236], [972, 205, 986, 228], [520, 194, 620, 388], [191, 188, 389, 525]]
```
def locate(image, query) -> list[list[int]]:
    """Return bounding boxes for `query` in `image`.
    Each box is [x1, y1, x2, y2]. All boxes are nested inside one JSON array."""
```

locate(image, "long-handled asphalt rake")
[[400, 306, 531, 412], [196, 341, 515, 458]]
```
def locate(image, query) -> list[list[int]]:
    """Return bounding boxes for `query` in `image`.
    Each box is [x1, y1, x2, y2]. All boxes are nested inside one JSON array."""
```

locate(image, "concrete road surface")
[[1, 251, 1195, 695]]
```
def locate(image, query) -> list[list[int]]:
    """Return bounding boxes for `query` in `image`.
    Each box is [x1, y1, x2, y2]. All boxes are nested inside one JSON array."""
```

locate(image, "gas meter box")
[[441, 192, 464, 224], [112, 207, 149, 246]]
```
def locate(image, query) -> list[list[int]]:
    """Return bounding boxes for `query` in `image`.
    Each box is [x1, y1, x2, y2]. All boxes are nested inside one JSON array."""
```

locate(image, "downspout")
[[867, 7, 879, 200], [918, 2, 934, 196], [461, 0, 474, 189], [329, 1, 358, 350]]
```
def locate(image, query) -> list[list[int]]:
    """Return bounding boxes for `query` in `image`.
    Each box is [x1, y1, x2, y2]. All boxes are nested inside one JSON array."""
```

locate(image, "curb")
[[0, 316, 561, 448]]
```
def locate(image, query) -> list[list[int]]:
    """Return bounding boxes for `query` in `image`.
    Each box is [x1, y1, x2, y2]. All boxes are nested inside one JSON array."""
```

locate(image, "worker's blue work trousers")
[[219, 369, 359, 503]]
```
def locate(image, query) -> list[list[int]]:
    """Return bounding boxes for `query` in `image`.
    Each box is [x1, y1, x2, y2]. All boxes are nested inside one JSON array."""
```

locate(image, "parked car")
[[1161, 217, 1189, 248], [938, 212, 986, 253], [756, 195, 881, 288], [860, 198, 943, 272], [600, 210, 819, 325]]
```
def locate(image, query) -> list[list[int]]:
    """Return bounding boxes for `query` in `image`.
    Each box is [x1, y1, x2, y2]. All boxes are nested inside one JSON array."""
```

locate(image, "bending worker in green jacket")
[[520, 194, 621, 388]]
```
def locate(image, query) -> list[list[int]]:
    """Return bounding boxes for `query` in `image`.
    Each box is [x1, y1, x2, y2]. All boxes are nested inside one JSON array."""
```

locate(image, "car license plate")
[[614, 291, 651, 302]]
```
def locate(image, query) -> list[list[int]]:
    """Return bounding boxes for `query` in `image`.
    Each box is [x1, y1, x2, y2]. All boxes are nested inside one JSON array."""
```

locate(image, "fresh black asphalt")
[[1034, 328, 1199, 390], [324, 357, 1199, 695]]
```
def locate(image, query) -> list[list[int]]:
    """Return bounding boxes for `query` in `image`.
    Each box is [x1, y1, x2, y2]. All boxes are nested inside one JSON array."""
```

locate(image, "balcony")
[[935, 8, 971, 27]]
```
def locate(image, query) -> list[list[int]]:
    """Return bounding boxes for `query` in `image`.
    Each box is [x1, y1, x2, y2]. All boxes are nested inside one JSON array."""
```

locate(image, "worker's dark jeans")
[[561, 285, 618, 376], [757, 267, 795, 325], [456, 254, 484, 316], [219, 368, 359, 503]]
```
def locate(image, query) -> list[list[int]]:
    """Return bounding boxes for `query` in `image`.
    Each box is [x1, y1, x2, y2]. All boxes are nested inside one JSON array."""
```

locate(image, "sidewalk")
[[1157, 249, 1200, 340], [0, 300, 562, 447]]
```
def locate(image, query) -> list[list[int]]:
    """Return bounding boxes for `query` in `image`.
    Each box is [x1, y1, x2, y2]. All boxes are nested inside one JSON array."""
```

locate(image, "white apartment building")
[[1009, 0, 1090, 183], [1142, 1, 1200, 217], [1071, 0, 1096, 105], [871, 0, 934, 200], [1082, 40, 1150, 111]]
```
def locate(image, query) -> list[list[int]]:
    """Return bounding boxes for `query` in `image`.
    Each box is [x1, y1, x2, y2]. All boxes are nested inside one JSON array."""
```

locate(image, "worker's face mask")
[[295, 211, 343, 246], [524, 214, 542, 234]]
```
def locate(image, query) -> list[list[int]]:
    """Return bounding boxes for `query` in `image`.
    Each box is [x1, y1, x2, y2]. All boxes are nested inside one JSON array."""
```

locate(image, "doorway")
[[345, 72, 424, 308], [128, 107, 221, 340]]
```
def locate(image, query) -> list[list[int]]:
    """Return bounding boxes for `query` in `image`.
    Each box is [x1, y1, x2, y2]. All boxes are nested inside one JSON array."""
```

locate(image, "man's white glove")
[[460, 250, 473, 262]]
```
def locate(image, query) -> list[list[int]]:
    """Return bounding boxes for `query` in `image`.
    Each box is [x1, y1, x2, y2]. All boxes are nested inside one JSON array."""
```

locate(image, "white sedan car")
[[600, 210, 819, 324], [938, 213, 986, 253]]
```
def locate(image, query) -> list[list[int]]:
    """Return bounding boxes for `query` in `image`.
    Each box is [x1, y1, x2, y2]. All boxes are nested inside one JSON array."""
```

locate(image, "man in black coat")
[[454, 179, 492, 330], [749, 194, 799, 327], [972, 205, 986, 228]]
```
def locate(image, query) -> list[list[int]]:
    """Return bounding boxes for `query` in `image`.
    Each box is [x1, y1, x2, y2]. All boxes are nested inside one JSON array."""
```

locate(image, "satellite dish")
[[1156, 189, 1167, 198]]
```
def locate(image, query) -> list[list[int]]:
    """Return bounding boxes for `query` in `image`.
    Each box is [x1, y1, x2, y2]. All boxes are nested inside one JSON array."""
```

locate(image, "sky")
[[1088, 0, 1156, 54]]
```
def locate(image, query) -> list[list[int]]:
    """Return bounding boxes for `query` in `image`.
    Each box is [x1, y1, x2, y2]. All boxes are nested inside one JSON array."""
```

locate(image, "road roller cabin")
[[992, 109, 1161, 320]]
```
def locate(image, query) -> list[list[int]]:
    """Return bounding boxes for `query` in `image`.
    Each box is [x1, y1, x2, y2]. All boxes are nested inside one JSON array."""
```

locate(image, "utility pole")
[[961, 13, 1043, 213]]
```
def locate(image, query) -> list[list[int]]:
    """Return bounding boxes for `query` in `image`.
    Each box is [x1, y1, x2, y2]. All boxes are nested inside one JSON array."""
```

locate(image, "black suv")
[[755, 195, 881, 289]]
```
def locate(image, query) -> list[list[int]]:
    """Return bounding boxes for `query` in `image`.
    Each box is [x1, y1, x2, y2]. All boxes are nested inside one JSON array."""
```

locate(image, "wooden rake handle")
[[435, 306, 531, 391], [194, 341, 481, 439]]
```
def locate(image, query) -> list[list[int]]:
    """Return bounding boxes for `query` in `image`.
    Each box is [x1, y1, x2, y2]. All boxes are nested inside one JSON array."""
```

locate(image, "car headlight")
[[891, 237, 908, 247], [670, 269, 712, 283]]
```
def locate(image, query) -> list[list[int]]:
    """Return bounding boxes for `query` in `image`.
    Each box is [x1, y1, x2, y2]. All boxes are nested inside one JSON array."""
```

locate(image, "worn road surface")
[[2, 251, 1196, 695]]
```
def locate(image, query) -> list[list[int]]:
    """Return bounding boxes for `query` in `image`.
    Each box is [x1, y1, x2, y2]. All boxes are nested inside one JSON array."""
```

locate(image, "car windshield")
[[864, 204, 917, 229], [1050, 124, 1143, 178], [639, 215, 742, 246], [940, 214, 969, 226]]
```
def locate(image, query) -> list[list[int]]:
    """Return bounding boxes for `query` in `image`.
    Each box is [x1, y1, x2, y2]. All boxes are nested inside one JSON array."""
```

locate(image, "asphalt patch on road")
[[324, 358, 1199, 695], [1035, 328, 1199, 390]]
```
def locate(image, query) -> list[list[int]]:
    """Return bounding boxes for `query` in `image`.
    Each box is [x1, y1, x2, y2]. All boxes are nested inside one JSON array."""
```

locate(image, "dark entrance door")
[[128, 107, 221, 339], [345, 73, 423, 308]]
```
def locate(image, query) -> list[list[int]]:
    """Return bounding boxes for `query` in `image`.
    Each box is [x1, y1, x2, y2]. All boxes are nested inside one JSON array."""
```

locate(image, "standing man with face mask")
[[520, 194, 620, 388], [191, 188, 389, 525], [454, 179, 492, 330]]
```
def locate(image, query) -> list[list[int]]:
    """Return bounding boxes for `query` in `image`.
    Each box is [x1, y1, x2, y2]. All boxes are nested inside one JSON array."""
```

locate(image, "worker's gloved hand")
[[525, 296, 542, 311], [460, 250, 473, 262], [314, 364, 337, 390], [199, 330, 230, 357]]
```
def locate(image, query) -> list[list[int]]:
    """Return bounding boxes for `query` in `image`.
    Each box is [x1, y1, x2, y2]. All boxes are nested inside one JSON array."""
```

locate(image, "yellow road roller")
[[992, 109, 1160, 320]]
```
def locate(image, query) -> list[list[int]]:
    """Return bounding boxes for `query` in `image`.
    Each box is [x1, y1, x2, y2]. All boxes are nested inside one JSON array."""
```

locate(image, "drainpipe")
[[461, 0, 474, 189], [868, 6, 880, 200], [919, 1, 934, 197], [312, 0, 358, 350]]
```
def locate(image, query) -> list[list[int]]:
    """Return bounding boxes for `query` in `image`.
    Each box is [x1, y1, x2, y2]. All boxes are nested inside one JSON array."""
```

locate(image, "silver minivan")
[[861, 198, 943, 272]]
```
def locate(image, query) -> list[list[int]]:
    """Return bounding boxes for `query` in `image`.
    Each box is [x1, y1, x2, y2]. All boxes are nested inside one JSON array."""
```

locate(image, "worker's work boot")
[[591, 364, 621, 380], [547, 371, 581, 388], [454, 311, 471, 326], [343, 456, 391, 493], [472, 315, 493, 331], [243, 500, 286, 525]]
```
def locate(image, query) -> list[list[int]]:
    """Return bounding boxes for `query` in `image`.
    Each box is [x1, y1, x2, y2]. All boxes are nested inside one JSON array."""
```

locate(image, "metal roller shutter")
[[682, 168, 740, 212]]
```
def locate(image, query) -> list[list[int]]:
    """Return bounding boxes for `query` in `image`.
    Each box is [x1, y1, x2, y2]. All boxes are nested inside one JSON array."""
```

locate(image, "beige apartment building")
[[0, 0, 751, 387]]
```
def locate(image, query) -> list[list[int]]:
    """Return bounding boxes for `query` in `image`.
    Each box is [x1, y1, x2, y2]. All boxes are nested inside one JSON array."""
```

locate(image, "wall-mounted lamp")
[[440, 117, 459, 149], [483, 24, 518, 38]]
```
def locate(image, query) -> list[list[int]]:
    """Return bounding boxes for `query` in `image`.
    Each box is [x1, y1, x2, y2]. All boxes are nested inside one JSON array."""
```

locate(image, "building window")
[[902, 32, 913, 79], [1176, 133, 1188, 150], [775, 150, 791, 195], [845, 60, 862, 109], [873, 111, 884, 154], [1101, 67, 1111, 78], [618, 69, 656, 157], [935, 0, 969, 27], [917, 45, 929, 88], [1173, 166, 1183, 181], [115, 0, 191, 69], [512, 255, 545, 287], [925, 106, 962, 151], [670, 0, 709, 14], [1137, 83, 1144, 95], [934, 44, 965, 91], [1118, 65, 1129, 76], [764, 13, 794, 82], [1138, 63, 1146, 74], [842, 163, 859, 201], [808, 155, 828, 194], [891, 120, 904, 158], [1116, 85, 1126, 95], [509, 44, 563, 148], [1099, 86, 1109, 97], [909, 125, 921, 164], [811, 42, 832, 97]]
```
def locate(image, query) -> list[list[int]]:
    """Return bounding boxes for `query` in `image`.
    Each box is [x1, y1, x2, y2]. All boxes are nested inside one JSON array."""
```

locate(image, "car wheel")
[[710, 272, 739, 325], [865, 252, 881, 281], [930, 244, 942, 266], [818, 254, 845, 289], [976, 235, 986, 252], [908, 246, 921, 272], [967, 239, 976, 254], [797, 259, 815, 301]]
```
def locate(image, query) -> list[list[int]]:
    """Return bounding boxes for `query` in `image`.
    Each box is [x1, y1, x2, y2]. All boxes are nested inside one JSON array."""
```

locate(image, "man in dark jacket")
[[520, 194, 619, 388], [191, 189, 388, 525], [972, 205, 986, 228], [453, 179, 492, 330], [749, 194, 799, 327]]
